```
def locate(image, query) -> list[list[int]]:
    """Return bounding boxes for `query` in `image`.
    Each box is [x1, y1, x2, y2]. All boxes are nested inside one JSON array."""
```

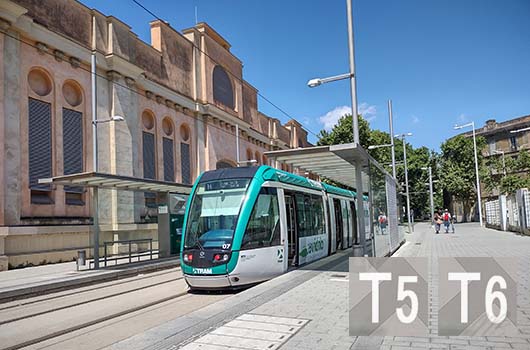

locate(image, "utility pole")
[[91, 15, 100, 269], [427, 166, 434, 226]]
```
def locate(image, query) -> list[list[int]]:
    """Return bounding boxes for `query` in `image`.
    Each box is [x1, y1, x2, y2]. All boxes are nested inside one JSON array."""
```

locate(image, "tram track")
[[0, 276, 184, 325], [1, 289, 190, 350], [0, 268, 181, 311], [0, 269, 192, 350]]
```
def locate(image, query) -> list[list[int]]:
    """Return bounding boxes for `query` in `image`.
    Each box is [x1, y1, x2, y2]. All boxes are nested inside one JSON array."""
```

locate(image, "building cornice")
[[0, 0, 27, 25]]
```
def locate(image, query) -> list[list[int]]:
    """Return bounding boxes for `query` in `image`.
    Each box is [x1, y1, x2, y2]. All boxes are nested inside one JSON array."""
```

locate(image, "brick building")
[[0, 0, 310, 269]]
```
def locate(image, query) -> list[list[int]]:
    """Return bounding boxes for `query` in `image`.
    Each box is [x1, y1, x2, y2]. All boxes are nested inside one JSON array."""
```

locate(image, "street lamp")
[[307, 0, 366, 256], [307, 73, 352, 88], [368, 143, 396, 177], [510, 126, 530, 134], [91, 13, 126, 269], [454, 122, 483, 226], [395, 133, 413, 234], [421, 166, 435, 226], [92, 115, 125, 125]]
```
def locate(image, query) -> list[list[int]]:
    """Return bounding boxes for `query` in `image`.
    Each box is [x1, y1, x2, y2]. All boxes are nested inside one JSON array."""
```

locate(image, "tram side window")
[[312, 196, 325, 236], [296, 193, 325, 237], [295, 194, 308, 237], [242, 188, 281, 249]]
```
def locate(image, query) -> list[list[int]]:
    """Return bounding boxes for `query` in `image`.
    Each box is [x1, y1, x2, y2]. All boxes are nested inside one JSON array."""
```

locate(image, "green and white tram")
[[180, 165, 368, 290]]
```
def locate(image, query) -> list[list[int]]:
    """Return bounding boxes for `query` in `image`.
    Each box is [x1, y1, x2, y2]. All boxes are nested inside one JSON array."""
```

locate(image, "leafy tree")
[[439, 135, 486, 221], [317, 112, 435, 220], [317, 114, 371, 148]]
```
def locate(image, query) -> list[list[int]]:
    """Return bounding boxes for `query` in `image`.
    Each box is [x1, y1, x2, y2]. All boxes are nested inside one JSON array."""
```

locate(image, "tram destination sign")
[[349, 257, 518, 336]]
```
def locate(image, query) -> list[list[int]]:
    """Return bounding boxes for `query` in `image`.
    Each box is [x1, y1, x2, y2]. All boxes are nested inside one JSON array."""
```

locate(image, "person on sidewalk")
[[434, 209, 442, 234], [443, 209, 452, 233], [450, 213, 456, 233], [378, 211, 388, 235]]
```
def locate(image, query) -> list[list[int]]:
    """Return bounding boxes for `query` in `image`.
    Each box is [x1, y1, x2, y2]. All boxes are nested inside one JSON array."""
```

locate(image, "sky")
[[80, 0, 530, 151]]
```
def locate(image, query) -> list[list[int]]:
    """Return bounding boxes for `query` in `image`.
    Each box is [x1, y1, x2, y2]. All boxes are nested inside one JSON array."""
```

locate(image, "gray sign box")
[[349, 257, 429, 336], [438, 257, 518, 336]]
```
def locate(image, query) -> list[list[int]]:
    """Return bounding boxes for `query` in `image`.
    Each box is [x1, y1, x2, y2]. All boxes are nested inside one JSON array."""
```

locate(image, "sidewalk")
[[109, 223, 530, 350], [0, 257, 180, 302]]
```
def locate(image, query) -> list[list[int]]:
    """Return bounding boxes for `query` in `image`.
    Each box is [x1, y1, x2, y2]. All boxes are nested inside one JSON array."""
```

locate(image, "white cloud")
[[458, 113, 468, 123], [358, 103, 377, 122], [319, 105, 352, 131], [412, 115, 420, 124], [318, 103, 377, 131]]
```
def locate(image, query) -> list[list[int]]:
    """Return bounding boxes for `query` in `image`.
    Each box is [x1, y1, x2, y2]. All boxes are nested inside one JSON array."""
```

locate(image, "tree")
[[316, 112, 435, 220], [439, 135, 486, 221], [317, 114, 371, 148]]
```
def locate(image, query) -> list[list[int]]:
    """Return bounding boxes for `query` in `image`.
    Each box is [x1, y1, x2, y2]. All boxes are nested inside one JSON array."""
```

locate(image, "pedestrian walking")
[[434, 209, 442, 234], [442, 209, 452, 233], [378, 212, 387, 235]]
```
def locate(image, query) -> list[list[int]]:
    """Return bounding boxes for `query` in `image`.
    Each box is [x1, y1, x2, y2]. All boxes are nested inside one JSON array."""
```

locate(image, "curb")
[[0, 258, 180, 303]]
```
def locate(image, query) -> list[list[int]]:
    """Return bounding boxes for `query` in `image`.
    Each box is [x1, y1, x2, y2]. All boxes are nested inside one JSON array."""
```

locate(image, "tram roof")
[[264, 143, 392, 190]]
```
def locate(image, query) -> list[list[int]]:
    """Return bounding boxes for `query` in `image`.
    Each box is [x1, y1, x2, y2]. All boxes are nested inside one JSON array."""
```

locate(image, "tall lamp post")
[[396, 133, 413, 234], [366, 100, 397, 178], [421, 166, 435, 226], [91, 17, 125, 268], [307, 0, 366, 256], [454, 122, 483, 226]]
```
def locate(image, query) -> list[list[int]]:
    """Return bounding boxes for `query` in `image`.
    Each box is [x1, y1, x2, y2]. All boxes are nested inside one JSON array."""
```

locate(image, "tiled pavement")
[[114, 223, 530, 350], [249, 223, 530, 350]]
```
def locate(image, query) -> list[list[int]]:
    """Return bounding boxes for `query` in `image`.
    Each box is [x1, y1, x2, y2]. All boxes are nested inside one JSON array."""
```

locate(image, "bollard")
[[352, 244, 363, 257], [77, 250, 86, 271]]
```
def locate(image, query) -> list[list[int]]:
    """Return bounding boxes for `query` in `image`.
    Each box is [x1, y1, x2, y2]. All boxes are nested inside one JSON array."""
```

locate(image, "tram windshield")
[[184, 178, 251, 249]]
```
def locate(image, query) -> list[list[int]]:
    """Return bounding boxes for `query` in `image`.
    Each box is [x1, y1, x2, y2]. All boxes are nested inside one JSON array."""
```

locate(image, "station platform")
[[108, 223, 530, 350], [0, 257, 180, 302]]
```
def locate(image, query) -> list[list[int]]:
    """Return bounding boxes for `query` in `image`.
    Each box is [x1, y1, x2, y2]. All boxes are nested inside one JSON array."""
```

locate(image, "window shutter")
[[63, 108, 83, 193], [180, 142, 191, 184], [163, 137, 174, 182], [213, 66, 234, 109], [28, 98, 52, 190], [143, 131, 155, 179]]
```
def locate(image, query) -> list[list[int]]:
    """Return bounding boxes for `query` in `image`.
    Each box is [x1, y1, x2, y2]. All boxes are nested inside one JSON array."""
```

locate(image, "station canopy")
[[264, 143, 389, 190], [38, 172, 192, 194]]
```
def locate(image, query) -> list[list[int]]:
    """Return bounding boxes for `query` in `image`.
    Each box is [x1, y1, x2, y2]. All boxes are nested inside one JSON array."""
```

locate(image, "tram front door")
[[285, 195, 297, 266]]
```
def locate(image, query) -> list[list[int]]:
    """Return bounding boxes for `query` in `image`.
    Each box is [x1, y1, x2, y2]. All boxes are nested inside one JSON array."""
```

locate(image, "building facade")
[[453, 116, 530, 220], [0, 0, 310, 270]]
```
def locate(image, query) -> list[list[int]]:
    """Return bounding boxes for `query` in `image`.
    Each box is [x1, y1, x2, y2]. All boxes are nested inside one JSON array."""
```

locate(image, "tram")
[[180, 165, 369, 290]]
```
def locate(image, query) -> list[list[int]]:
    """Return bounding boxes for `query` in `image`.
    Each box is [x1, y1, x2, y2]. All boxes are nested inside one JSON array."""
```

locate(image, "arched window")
[[142, 110, 156, 180], [180, 124, 192, 184], [255, 151, 261, 165], [27, 68, 54, 204], [142, 110, 156, 208], [246, 149, 253, 161], [62, 80, 85, 205], [162, 117, 175, 182], [213, 65, 234, 109]]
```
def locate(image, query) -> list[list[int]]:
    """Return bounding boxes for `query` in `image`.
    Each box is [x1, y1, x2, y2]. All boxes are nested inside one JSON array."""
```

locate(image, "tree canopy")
[[316, 113, 441, 220]]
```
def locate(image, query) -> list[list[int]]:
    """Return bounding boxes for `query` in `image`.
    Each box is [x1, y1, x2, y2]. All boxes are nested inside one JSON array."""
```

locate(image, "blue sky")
[[80, 0, 530, 150]]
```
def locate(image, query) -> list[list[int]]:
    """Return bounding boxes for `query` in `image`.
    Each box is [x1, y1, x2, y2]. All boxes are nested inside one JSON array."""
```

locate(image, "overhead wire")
[[0, 28, 278, 147]]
